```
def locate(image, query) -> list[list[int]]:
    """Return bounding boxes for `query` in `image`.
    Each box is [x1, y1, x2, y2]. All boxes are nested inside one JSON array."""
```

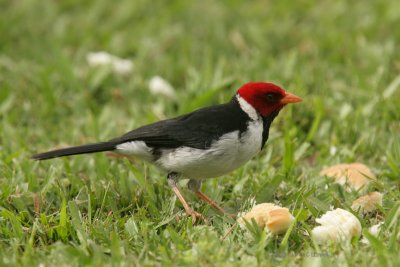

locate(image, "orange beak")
[[280, 92, 302, 104]]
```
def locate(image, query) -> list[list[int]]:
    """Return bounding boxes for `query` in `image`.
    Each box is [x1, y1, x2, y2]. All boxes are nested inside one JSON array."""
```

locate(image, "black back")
[[114, 96, 251, 150]]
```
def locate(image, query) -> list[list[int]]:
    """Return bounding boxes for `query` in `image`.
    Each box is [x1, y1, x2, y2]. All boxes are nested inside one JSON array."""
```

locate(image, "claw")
[[187, 209, 208, 224]]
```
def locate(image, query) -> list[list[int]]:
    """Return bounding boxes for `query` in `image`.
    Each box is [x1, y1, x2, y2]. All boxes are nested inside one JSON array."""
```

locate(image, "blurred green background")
[[1, 0, 399, 266]]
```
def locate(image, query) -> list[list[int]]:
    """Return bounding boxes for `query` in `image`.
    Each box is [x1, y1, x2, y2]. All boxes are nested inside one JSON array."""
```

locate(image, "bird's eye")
[[266, 93, 278, 102]]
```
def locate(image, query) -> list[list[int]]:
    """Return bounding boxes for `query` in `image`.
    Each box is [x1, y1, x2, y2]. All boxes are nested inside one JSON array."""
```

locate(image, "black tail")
[[31, 141, 117, 160]]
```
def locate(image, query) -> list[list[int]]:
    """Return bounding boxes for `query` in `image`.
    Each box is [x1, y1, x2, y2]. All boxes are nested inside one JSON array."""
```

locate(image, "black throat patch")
[[261, 110, 280, 149]]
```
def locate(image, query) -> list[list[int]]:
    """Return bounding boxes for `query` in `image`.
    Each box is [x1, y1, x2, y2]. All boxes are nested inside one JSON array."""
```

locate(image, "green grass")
[[1, 0, 400, 266]]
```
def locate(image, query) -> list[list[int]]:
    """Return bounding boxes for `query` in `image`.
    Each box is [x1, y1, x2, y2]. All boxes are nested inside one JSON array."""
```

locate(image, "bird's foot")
[[186, 208, 208, 224], [194, 190, 237, 219]]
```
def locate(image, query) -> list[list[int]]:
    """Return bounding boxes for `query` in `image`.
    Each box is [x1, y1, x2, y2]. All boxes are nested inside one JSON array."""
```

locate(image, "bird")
[[32, 82, 302, 222]]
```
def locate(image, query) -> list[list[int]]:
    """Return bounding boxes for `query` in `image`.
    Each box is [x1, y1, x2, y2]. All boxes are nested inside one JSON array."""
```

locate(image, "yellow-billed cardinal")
[[32, 82, 302, 222]]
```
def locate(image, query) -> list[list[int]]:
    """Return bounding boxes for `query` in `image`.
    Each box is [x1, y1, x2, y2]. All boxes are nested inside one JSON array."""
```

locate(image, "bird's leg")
[[167, 173, 206, 223], [188, 179, 236, 219]]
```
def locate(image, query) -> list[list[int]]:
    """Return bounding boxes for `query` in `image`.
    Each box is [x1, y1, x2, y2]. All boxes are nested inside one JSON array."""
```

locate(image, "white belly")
[[155, 119, 263, 179]]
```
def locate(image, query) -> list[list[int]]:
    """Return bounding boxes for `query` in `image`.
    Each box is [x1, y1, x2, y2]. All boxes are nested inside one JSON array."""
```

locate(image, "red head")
[[237, 82, 302, 117]]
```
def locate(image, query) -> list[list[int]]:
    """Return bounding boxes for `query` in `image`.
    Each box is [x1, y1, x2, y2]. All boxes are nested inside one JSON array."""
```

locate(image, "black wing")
[[32, 97, 253, 160], [114, 97, 251, 150]]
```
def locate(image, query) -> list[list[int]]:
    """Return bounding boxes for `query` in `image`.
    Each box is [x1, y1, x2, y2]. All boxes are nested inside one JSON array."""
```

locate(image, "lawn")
[[1, 0, 400, 266]]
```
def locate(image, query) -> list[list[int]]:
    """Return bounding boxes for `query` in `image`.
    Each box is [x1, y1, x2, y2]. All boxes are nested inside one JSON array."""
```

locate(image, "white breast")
[[155, 118, 263, 179]]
